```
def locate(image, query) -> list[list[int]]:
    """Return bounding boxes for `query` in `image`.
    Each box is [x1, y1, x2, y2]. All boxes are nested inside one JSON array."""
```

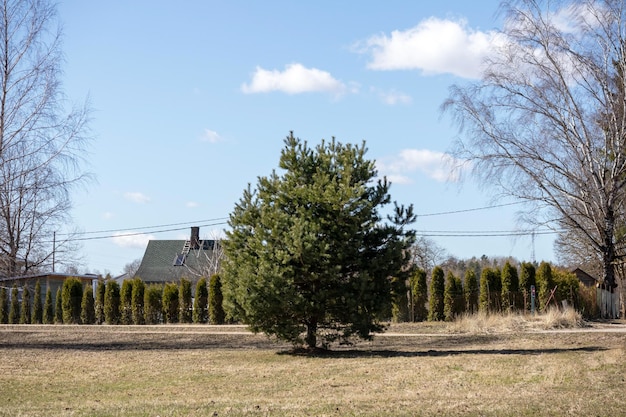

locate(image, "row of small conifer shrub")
[[0, 275, 226, 325]]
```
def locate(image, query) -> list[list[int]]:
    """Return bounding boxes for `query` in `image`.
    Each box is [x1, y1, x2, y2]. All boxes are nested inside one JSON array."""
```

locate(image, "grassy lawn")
[[0, 321, 624, 416]]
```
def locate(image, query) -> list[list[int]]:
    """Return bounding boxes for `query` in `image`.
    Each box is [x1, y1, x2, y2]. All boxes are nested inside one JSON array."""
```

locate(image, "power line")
[[49, 221, 229, 244], [56, 217, 230, 236], [415, 229, 559, 237], [416, 201, 524, 217]]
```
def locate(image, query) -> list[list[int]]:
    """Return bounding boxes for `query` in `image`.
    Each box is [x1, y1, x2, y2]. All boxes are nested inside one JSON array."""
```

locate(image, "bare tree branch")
[[443, 0, 626, 291], [0, 0, 91, 277]]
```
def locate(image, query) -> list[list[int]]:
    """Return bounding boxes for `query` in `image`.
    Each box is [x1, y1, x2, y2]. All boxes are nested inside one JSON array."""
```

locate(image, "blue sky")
[[57, 1, 556, 276]]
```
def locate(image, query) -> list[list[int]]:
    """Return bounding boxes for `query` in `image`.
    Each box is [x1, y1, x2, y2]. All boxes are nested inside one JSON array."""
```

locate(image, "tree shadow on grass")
[[0, 333, 289, 351], [279, 345, 609, 358]]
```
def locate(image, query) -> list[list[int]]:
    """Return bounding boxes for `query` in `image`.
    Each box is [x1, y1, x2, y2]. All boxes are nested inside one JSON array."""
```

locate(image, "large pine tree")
[[223, 132, 415, 349]]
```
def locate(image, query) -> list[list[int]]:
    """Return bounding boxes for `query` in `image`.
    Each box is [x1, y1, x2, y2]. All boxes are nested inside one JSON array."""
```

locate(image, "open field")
[[0, 321, 625, 417]]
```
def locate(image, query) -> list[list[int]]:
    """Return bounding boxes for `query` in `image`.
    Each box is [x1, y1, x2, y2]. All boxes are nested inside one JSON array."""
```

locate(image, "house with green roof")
[[134, 227, 222, 285]]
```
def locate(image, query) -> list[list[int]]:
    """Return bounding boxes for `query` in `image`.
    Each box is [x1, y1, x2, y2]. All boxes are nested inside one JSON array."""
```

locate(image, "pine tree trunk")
[[305, 319, 317, 349]]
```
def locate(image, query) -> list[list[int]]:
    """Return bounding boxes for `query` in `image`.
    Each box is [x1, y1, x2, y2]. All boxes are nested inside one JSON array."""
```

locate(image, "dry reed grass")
[[448, 307, 586, 334]]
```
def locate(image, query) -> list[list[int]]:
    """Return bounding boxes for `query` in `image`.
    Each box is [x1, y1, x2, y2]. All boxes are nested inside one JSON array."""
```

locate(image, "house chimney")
[[190, 226, 200, 249]]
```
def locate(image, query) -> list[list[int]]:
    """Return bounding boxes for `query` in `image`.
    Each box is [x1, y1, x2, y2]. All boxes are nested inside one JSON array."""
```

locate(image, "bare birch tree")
[[0, 0, 90, 277], [444, 0, 626, 291]]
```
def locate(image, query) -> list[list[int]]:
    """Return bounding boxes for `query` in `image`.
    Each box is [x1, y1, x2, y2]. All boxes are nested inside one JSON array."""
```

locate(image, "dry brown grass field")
[[0, 313, 625, 417]]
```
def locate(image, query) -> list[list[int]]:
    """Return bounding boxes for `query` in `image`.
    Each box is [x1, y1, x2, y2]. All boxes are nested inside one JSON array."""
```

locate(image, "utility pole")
[[52, 232, 56, 273], [531, 231, 536, 264]]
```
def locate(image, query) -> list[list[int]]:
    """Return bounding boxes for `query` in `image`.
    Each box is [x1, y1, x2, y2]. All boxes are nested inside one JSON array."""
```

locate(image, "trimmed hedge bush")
[[536, 262, 555, 311], [131, 278, 145, 325], [32, 280, 43, 324], [480, 267, 501, 312], [193, 277, 208, 324], [0, 287, 8, 324], [81, 284, 96, 324], [43, 287, 54, 324], [444, 271, 463, 321], [162, 283, 179, 324], [54, 287, 63, 324], [519, 262, 536, 311], [120, 279, 133, 325], [9, 284, 20, 324], [19, 285, 31, 324], [104, 280, 121, 325], [94, 280, 106, 324], [391, 276, 409, 322], [428, 266, 445, 321], [144, 284, 163, 324], [62, 277, 83, 324], [410, 268, 428, 322], [179, 278, 192, 324], [464, 269, 479, 314], [209, 274, 225, 325]]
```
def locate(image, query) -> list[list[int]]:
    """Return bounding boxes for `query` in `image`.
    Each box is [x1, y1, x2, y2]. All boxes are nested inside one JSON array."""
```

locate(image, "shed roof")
[[572, 267, 598, 287]]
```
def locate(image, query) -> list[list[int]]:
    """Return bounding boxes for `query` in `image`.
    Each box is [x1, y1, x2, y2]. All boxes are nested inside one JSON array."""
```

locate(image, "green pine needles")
[[222, 132, 415, 349]]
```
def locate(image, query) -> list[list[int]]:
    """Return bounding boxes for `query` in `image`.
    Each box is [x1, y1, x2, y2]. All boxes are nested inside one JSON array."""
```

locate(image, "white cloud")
[[377, 149, 469, 183], [539, 2, 602, 35], [241, 63, 348, 95], [112, 232, 154, 249], [201, 129, 223, 143], [372, 88, 412, 105], [384, 174, 413, 185], [124, 192, 151, 204], [186, 201, 199, 208], [102, 212, 114, 220], [359, 17, 500, 79]]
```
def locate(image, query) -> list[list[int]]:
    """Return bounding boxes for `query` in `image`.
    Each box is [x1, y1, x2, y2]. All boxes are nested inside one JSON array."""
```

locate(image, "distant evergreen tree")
[[62, 278, 83, 324], [480, 267, 502, 312], [410, 268, 428, 322], [501, 261, 520, 311], [144, 284, 163, 324], [54, 287, 63, 324], [104, 280, 121, 325], [32, 280, 43, 324], [81, 284, 95, 324], [9, 284, 20, 324], [120, 279, 133, 325], [94, 279, 106, 324], [428, 266, 445, 321], [43, 287, 54, 324], [131, 278, 145, 325], [519, 262, 537, 311], [536, 262, 556, 311], [178, 278, 193, 323], [0, 287, 8, 323], [391, 276, 410, 322], [193, 277, 208, 324], [464, 269, 479, 314], [162, 282, 179, 324], [553, 269, 580, 308], [20, 285, 31, 324], [444, 271, 463, 321], [209, 274, 225, 325]]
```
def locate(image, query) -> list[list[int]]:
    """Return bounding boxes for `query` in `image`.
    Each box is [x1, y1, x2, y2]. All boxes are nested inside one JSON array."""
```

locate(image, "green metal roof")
[[135, 240, 219, 284]]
